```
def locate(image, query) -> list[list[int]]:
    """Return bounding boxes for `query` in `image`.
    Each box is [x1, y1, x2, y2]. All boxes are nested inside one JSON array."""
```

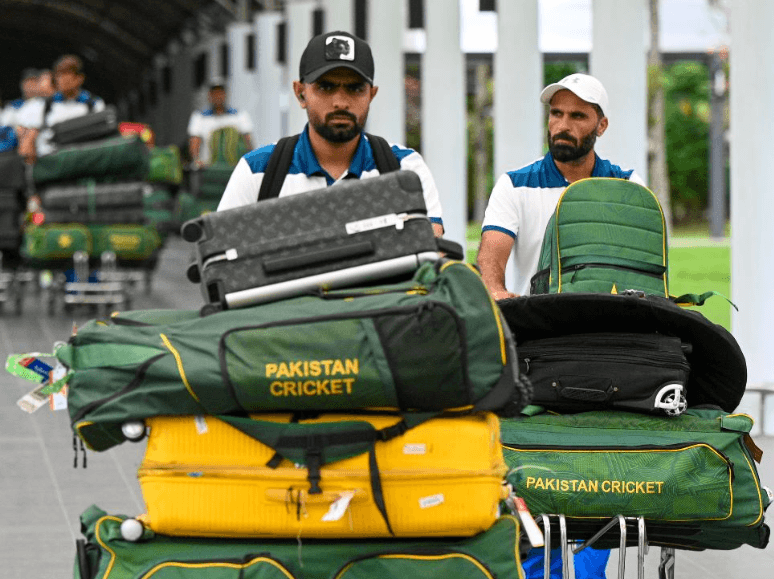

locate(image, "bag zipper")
[[520, 349, 689, 374], [140, 554, 296, 577], [561, 262, 666, 279], [333, 551, 498, 579]]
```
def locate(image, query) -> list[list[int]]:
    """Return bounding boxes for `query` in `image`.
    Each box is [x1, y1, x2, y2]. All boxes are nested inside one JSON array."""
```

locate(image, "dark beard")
[[312, 111, 363, 143], [548, 128, 597, 162]]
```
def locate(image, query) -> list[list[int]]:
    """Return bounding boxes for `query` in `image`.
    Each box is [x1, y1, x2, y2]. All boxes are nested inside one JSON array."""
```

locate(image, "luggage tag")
[[6, 346, 71, 413], [321, 491, 356, 522], [503, 485, 544, 548]]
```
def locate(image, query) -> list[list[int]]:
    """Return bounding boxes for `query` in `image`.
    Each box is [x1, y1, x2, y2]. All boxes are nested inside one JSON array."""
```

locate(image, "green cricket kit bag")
[[500, 408, 771, 551], [74, 506, 526, 579], [531, 177, 668, 296], [58, 260, 528, 451]]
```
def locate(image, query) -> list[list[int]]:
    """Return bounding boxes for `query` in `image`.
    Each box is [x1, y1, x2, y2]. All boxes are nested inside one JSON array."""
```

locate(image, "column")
[[286, 0, 317, 134], [494, 0, 542, 291], [422, 0, 467, 248], [366, 0, 405, 144], [323, 0, 353, 32], [227, 22, 260, 146], [590, 0, 648, 178], [255, 10, 287, 144], [730, 0, 774, 434]]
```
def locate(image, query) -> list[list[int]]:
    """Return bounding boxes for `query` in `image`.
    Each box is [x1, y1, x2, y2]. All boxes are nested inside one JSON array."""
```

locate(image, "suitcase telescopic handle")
[[435, 238, 464, 260], [262, 241, 375, 274]]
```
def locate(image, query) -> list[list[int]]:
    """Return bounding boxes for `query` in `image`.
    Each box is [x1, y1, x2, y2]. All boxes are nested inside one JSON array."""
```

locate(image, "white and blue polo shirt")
[[1, 98, 26, 128], [18, 90, 105, 156], [217, 126, 444, 228], [482, 152, 644, 295], [187, 106, 253, 165]]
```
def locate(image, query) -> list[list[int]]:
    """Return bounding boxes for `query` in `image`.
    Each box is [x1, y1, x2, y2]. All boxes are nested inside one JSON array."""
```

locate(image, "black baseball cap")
[[299, 31, 374, 84]]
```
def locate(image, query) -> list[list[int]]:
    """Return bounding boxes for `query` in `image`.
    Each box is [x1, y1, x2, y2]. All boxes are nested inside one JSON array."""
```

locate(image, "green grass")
[[465, 222, 731, 330]]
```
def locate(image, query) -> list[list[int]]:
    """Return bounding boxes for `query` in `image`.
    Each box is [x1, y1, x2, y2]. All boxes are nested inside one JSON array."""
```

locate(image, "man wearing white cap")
[[477, 73, 645, 301]]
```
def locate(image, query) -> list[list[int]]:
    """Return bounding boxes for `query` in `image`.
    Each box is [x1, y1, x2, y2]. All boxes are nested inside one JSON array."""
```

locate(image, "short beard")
[[548, 127, 597, 163], [311, 111, 364, 143]]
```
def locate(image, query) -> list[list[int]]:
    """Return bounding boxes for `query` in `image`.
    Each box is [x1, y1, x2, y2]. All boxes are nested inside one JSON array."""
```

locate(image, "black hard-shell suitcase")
[[0, 189, 23, 250], [183, 170, 460, 309], [518, 332, 690, 415], [50, 106, 119, 145], [0, 151, 26, 190]]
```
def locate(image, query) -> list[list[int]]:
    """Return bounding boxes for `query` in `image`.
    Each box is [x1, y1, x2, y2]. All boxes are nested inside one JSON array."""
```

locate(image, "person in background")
[[17, 54, 105, 163], [477, 73, 645, 302], [1, 68, 41, 130], [187, 83, 253, 167]]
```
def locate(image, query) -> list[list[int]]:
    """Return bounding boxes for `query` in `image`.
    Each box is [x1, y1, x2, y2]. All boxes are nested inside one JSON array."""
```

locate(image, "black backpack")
[[257, 132, 400, 201]]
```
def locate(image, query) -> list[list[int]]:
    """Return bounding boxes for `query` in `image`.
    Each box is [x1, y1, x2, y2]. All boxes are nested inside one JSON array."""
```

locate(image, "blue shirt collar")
[[296, 125, 370, 184], [52, 89, 92, 103], [545, 151, 607, 184]]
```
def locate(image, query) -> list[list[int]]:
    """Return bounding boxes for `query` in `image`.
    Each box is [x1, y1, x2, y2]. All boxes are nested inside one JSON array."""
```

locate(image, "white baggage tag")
[[194, 415, 208, 434], [49, 385, 68, 411], [345, 214, 401, 234], [418, 493, 445, 509], [321, 491, 356, 522], [17, 384, 49, 413]]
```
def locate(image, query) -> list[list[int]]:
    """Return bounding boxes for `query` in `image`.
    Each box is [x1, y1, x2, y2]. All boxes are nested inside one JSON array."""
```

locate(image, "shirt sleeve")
[[217, 157, 262, 211], [187, 112, 201, 138], [17, 99, 45, 130], [397, 150, 443, 224], [481, 173, 520, 238]]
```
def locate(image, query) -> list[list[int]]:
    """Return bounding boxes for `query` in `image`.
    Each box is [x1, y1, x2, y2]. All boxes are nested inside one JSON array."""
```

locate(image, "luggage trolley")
[[534, 513, 676, 579]]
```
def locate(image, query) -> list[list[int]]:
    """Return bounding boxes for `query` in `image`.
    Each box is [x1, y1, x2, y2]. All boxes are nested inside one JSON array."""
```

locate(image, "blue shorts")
[[522, 546, 610, 579]]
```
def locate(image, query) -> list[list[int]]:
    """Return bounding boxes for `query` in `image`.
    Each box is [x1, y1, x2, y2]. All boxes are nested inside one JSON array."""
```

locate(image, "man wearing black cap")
[[217, 31, 443, 237]]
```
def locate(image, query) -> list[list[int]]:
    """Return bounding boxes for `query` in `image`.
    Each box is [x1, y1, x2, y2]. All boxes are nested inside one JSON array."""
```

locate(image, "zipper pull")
[[524, 358, 530, 373]]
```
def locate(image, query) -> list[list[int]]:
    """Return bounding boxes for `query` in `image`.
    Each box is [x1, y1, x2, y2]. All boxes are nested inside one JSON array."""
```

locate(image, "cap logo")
[[325, 36, 355, 62]]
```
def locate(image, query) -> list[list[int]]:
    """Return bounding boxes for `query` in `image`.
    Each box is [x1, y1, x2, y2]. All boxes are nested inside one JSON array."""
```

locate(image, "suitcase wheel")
[[186, 262, 201, 283], [200, 303, 223, 317], [180, 219, 204, 243]]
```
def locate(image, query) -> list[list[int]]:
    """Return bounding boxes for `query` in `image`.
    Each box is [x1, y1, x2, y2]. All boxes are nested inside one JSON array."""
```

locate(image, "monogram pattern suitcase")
[[0, 151, 26, 190], [138, 413, 507, 539], [50, 106, 119, 145], [182, 170, 445, 309]]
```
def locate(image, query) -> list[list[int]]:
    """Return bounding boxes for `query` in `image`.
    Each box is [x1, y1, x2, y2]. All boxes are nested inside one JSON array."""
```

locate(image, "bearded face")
[[547, 126, 598, 163]]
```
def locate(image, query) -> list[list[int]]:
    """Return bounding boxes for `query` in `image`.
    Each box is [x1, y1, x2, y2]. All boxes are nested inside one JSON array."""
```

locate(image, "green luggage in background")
[[74, 506, 525, 579], [33, 135, 150, 186], [21, 223, 91, 261], [208, 126, 251, 167], [146, 145, 183, 185], [530, 178, 668, 296], [143, 187, 175, 233], [90, 224, 161, 261], [501, 408, 771, 551], [196, 163, 233, 201]]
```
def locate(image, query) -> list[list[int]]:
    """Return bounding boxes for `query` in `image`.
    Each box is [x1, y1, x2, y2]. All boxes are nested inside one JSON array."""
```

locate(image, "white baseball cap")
[[540, 73, 609, 116]]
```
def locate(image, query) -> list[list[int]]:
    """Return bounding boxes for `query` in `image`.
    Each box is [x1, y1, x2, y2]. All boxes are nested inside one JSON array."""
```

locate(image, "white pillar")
[[255, 10, 286, 144], [494, 0, 542, 178], [227, 22, 259, 146], [422, 0, 466, 249], [323, 0, 353, 32], [730, 0, 774, 433], [494, 0, 542, 291], [366, 0, 405, 144], [169, 43, 194, 147], [286, 0, 317, 135], [590, 0, 648, 178]]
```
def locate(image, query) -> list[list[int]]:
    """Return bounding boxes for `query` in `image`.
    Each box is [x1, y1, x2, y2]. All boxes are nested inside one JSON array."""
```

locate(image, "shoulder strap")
[[365, 132, 400, 173], [257, 134, 300, 201], [42, 97, 53, 126]]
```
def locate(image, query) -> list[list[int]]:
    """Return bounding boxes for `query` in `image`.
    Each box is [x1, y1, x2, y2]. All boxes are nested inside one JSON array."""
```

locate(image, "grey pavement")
[[1, 237, 771, 578]]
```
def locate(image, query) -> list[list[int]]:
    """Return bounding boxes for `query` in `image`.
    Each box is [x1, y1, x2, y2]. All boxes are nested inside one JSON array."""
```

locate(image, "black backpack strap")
[[365, 132, 400, 173], [42, 97, 53, 128], [257, 134, 300, 201]]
